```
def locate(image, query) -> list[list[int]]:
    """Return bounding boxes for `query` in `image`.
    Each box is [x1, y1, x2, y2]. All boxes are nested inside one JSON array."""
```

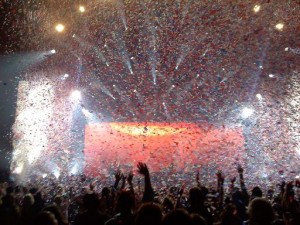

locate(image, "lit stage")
[[84, 122, 245, 177]]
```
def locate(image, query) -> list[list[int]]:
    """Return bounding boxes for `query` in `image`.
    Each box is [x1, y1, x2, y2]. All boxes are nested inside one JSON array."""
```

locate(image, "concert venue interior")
[[0, 0, 300, 185]]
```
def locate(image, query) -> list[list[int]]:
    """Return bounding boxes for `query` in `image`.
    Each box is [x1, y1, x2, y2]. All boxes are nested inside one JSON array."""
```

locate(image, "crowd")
[[0, 163, 300, 225]]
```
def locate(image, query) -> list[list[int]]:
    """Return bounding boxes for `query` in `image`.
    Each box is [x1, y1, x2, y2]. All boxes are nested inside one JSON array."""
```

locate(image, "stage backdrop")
[[84, 122, 245, 177]]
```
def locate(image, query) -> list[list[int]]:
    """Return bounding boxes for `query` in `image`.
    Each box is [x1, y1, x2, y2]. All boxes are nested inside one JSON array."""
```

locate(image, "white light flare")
[[253, 5, 261, 13], [55, 24, 65, 32], [11, 81, 54, 176], [70, 164, 78, 175], [53, 170, 60, 179], [79, 6, 85, 13], [275, 23, 284, 31], [50, 49, 56, 54], [13, 165, 23, 174], [242, 107, 254, 119], [256, 93, 263, 100], [70, 90, 81, 101]]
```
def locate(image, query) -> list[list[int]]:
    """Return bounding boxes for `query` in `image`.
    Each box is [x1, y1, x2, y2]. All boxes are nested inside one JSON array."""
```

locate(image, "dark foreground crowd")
[[0, 163, 299, 225]]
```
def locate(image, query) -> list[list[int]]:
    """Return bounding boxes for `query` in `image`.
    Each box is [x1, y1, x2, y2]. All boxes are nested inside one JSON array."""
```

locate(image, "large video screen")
[[84, 122, 245, 178]]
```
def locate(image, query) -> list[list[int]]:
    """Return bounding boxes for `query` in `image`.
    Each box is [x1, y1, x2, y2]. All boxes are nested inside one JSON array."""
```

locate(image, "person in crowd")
[[74, 193, 108, 225], [243, 198, 275, 225]]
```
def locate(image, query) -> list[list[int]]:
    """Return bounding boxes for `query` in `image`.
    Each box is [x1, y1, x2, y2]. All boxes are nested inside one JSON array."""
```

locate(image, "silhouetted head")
[[2, 194, 15, 207], [135, 203, 162, 225], [251, 186, 263, 198], [83, 193, 99, 211], [248, 198, 274, 225], [101, 187, 110, 198], [189, 187, 204, 206], [162, 209, 192, 225], [190, 214, 207, 225], [116, 190, 134, 214], [35, 211, 58, 225], [23, 194, 35, 208]]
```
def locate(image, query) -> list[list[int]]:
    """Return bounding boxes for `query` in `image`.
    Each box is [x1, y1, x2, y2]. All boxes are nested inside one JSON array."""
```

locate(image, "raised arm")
[[137, 162, 154, 202], [216, 170, 224, 207], [237, 165, 249, 203]]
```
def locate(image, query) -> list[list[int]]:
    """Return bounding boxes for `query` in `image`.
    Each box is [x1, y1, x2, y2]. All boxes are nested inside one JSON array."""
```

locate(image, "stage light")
[[285, 47, 289, 51], [13, 165, 23, 174], [241, 107, 254, 118], [53, 170, 60, 179], [269, 74, 275, 78], [253, 5, 261, 13], [82, 107, 91, 117], [70, 90, 81, 101], [275, 23, 284, 31], [256, 93, 263, 100], [55, 24, 65, 32], [79, 6, 85, 13], [50, 49, 56, 54], [64, 74, 69, 78], [70, 164, 78, 175]]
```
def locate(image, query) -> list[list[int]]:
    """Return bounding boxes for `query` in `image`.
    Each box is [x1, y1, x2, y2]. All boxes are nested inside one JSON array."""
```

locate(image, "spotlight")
[[79, 6, 85, 13], [253, 5, 261, 13], [13, 165, 23, 174], [70, 164, 78, 175], [275, 23, 284, 31], [61, 74, 69, 80], [53, 170, 60, 179], [256, 93, 263, 100], [55, 24, 65, 32], [82, 107, 91, 117], [70, 90, 81, 101], [50, 49, 56, 54], [285, 47, 289, 51], [269, 74, 275, 78], [241, 107, 254, 118]]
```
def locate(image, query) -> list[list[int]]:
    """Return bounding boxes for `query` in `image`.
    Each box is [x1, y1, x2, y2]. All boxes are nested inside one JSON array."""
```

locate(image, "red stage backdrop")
[[84, 122, 245, 177]]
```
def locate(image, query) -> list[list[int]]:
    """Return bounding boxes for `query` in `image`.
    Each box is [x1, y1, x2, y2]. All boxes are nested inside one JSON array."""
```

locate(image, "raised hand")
[[121, 173, 127, 182], [237, 164, 244, 174], [127, 171, 134, 185], [216, 170, 224, 183], [137, 162, 153, 202], [230, 177, 236, 183], [137, 162, 149, 176], [115, 170, 122, 182], [196, 171, 200, 182]]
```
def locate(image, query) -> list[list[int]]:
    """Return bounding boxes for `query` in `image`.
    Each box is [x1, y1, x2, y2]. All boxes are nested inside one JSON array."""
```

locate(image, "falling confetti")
[[0, 0, 298, 186]]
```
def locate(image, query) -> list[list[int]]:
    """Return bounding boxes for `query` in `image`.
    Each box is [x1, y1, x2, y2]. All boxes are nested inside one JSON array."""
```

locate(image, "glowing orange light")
[[110, 123, 186, 136]]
